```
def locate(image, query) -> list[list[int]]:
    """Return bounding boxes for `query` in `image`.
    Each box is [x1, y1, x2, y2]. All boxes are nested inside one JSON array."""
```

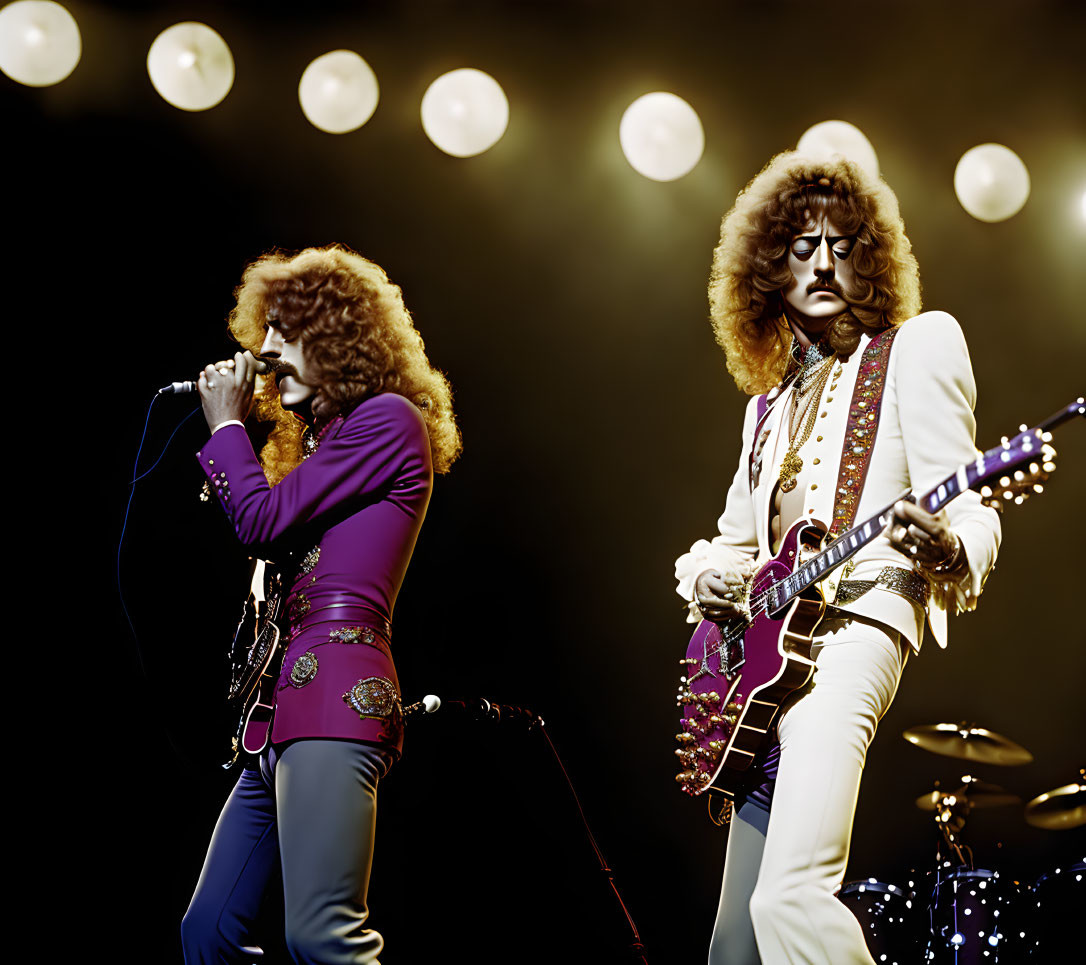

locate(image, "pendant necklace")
[[778, 345, 834, 493]]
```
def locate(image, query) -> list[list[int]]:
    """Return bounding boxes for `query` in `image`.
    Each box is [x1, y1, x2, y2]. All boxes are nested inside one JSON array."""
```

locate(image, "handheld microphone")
[[157, 357, 297, 395]]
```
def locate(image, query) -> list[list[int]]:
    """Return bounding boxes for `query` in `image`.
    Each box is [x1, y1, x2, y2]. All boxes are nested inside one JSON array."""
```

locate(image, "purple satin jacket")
[[196, 392, 433, 757]]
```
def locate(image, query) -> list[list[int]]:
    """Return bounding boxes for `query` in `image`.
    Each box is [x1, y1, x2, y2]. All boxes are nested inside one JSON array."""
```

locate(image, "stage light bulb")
[[619, 92, 704, 182], [147, 21, 234, 112], [298, 49, 379, 134], [0, 0, 80, 86], [796, 120, 879, 179], [421, 68, 508, 157], [953, 144, 1030, 222]]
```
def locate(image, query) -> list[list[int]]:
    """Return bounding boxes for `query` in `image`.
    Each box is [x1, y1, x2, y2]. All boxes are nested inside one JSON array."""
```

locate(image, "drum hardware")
[[902, 721, 1033, 766], [1023, 769, 1086, 830], [914, 774, 1020, 870]]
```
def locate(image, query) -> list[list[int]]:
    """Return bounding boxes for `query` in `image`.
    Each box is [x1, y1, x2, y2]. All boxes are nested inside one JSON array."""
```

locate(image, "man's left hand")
[[886, 500, 961, 570]]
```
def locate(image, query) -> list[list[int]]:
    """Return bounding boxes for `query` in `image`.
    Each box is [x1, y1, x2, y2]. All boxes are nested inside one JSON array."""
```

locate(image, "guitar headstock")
[[970, 393, 1083, 511], [977, 424, 1058, 511]]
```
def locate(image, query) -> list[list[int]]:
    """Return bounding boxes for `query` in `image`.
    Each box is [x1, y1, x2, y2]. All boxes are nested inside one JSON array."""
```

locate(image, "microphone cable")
[[116, 393, 201, 729]]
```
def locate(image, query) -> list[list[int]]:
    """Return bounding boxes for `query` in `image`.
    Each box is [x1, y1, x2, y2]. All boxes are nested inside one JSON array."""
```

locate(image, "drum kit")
[[837, 722, 1084, 963]]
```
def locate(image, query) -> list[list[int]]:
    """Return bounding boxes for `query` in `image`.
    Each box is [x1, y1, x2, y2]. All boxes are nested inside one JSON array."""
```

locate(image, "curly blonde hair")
[[228, 244, 462, 484], [709, 151, 922, 395]]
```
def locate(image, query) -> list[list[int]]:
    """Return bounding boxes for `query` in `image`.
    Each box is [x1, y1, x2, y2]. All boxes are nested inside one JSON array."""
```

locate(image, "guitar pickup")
[[722, 633, 745, 675]]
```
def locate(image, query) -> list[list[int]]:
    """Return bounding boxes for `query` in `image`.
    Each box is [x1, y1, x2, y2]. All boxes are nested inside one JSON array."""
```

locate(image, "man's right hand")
[[694, 560, 756, 623]]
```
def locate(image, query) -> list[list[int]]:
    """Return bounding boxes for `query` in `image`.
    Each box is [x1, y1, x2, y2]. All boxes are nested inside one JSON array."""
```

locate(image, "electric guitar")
[[674, 398, 1084, 801], [223, 560, 285, 768]]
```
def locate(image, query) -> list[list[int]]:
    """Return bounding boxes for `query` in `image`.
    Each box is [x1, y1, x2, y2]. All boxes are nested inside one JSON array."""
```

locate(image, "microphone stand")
[[407, 696, 649, 963]]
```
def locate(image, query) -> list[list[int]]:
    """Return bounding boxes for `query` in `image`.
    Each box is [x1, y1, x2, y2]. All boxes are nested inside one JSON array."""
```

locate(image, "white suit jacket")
[[675, 311, 1001, 651]]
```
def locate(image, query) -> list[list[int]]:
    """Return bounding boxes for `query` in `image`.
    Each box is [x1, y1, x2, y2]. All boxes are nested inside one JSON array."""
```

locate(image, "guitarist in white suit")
[[674, 152, 1001, 964]]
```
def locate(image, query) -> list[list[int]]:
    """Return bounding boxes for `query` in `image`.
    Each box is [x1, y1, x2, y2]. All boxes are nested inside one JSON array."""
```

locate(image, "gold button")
[[816, 435, 823, 442], [826, 396, 834, 402], [820, 411, 827, 418], [813, 457, 820, 465], [811, 483, 818, 490]]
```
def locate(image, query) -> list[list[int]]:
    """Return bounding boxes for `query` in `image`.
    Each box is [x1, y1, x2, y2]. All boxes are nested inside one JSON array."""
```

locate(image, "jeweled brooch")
[[289, 651, 319, 688], [342, 677, 399, 720]]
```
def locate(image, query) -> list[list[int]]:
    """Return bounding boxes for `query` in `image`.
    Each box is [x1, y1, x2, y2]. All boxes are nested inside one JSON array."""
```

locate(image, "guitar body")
[[674, 397, 1082, 803], [676, 518, 828, 799], [224, 565, 285, 767]]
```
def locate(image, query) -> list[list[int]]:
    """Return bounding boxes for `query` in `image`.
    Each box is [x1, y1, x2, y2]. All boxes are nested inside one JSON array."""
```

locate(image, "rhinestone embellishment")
[[289, 651, 319, 688], [330, 626, 377, 645], [298, 545, 321, 577], [342, 677, 399, 720]]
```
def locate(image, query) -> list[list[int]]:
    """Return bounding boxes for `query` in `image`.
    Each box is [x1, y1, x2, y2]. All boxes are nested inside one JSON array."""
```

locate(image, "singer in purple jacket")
[[182, 245, 461, 965]]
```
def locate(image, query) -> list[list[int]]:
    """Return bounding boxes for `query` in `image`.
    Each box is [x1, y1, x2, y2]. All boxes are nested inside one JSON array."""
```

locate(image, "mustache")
[[807, 280, 844, 297], [254, 356, 300, 379]]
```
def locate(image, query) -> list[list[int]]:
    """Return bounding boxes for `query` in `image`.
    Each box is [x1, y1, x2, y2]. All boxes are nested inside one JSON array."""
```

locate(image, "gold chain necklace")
[[778, 356, 834, 493]]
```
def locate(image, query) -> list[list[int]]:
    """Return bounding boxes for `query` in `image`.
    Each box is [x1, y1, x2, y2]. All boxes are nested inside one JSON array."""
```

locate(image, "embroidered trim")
[[837, 566, 931, 609], [287, 592, 311, 628], [289, 651, 319, 687], [342, 676, 400, 720], [829, 329, 899, 538], [330, 626, 377, 645]]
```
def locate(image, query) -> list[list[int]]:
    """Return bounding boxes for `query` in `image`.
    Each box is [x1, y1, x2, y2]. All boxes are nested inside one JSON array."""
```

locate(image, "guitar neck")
[[774, 396, 1083, 610]]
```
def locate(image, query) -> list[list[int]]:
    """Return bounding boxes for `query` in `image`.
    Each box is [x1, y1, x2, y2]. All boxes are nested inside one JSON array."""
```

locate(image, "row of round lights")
[[0, 1, 1055, 222]]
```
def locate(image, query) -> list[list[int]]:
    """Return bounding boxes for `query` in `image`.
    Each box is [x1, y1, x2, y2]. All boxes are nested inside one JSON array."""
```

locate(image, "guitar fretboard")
[[768, 397, 1081, 613]]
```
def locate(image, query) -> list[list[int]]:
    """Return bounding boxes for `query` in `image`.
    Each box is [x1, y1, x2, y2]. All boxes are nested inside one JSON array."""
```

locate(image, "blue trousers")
[[182, 739, 393, 965]]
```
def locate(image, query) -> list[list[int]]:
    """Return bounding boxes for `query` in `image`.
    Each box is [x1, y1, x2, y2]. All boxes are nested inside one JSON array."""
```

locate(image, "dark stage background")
[[7, 1, 1084, 961]]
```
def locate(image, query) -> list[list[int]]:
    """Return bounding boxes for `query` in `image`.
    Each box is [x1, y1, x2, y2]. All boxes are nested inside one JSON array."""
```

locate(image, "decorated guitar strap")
[[820, 326, 899, 602]]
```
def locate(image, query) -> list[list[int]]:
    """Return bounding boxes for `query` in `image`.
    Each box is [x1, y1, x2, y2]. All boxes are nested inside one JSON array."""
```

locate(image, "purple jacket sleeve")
[[195, 393, 430, 552]]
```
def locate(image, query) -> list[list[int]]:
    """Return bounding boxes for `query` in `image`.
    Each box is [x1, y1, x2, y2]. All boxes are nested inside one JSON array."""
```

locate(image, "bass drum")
[[1024, 858, 1085, 960], [838, 878, 923, 965], [925, 867, 1027, 963]]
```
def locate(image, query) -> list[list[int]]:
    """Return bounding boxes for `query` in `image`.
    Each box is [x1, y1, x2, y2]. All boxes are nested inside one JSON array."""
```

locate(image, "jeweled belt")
[[279, 596, 392, 644], [836, 566, 930, 610]]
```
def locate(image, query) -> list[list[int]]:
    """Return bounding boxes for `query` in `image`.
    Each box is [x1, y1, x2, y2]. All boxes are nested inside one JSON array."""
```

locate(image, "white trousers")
[[708, 615, 908, 965]]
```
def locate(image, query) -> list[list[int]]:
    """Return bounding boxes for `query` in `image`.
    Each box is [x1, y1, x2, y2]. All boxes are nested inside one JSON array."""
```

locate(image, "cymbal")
[[1024, 782, 1086, 830], [902, 722, 1033, 765], [915, 779, 1021, 812]]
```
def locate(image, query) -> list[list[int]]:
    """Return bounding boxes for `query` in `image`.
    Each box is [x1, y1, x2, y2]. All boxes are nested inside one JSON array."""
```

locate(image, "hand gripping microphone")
[[157, 357, 297, 394]]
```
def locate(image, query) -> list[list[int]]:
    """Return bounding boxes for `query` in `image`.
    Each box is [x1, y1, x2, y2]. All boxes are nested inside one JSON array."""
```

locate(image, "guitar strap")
[[748, 372, 797, 492], [827, 327, 899, 539]]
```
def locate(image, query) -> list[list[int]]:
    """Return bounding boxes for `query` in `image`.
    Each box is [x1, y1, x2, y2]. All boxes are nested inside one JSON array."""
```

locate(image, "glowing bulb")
[[298, 49, 379, 134], [954, 144, 1030, 222], [0, 0, 80, 86], [147, 22, 234, 112], [797, 120, 879, 178], [619, 92, 704, 181], [421, 68, 508, 157]]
